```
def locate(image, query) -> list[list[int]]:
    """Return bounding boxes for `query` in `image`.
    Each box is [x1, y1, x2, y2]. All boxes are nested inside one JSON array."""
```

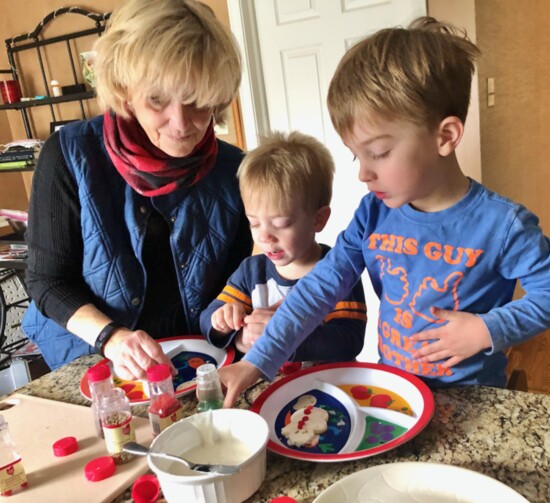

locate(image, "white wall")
[[428, 0, 482, 182]]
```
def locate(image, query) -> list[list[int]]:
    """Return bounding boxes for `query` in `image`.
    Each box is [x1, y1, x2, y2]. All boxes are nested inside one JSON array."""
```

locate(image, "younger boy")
[[200, 131, 367, 365], [219, 17, 550, 406]]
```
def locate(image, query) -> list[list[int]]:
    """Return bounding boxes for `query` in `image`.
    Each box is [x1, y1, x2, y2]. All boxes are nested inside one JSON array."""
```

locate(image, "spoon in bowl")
[[122, 441, 241, 475]]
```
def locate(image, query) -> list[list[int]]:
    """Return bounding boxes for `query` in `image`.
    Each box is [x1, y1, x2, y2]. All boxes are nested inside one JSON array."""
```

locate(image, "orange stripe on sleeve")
[[324, 311, 367, 322], [222, 285, 252, 306], [333, 301, 367, 312]]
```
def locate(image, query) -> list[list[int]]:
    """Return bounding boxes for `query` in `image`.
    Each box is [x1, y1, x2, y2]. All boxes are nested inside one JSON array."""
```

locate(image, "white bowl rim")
[[148, 408, 269, 483]]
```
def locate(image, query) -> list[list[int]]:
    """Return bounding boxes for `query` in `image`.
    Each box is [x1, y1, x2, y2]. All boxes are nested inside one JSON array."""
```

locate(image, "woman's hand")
[[103, 327, 176, 380], [67, 303, 176, 380]]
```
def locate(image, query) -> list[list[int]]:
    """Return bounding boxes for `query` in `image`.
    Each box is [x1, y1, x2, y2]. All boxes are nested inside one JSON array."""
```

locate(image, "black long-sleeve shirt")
[[25, 132, 186, 337]]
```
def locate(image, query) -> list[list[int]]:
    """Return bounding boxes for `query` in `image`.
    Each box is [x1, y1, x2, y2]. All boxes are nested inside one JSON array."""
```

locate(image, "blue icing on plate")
[[275, 389, 351, 454], [171, 351, 217, 390]]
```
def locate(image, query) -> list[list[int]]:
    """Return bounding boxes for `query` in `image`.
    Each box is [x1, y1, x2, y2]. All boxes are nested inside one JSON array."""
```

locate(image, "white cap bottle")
[[50, 80, 62, 97]]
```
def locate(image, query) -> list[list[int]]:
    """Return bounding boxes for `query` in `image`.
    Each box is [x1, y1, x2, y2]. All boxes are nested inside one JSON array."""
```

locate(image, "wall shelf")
[[3, 7, 110, 139], [0, 91, 95, 111]]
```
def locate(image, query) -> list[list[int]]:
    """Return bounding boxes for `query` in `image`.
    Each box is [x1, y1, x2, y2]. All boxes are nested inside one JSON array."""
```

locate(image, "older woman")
[[22, 0, 252, 379]]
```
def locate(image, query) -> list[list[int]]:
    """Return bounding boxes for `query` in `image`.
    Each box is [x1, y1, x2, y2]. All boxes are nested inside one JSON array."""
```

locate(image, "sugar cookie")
[[281, 405, 329, 447]]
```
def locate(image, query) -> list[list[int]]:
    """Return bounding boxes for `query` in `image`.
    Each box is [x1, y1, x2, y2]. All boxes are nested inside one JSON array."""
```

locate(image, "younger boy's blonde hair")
[[94, 0, 241, 121], [237, 131, 334, 213], [327, 16, 480, 136]]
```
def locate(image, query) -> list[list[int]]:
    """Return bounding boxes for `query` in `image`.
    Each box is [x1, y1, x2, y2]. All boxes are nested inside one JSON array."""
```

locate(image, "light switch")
[[487, 77, 495, 94], [488, 94, 495, 107]]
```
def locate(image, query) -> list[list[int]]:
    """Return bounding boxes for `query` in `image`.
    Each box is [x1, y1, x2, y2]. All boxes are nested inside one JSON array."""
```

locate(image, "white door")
[[228, 0, 426, 362]]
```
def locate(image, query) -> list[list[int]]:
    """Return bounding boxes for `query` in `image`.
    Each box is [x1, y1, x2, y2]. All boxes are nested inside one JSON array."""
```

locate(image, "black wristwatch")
[[94, 321, 121, 357]]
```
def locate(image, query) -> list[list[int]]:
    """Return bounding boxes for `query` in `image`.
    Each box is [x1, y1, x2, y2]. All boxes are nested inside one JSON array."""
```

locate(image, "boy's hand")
[[211, 303, 246, 334], [410, 307, 492, 368], [217, 360, 262, 408], [237, 300, 283, 351]]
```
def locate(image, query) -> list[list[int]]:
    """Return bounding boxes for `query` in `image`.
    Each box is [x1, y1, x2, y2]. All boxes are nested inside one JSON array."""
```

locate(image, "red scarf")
[[103, 112, 218, 196]]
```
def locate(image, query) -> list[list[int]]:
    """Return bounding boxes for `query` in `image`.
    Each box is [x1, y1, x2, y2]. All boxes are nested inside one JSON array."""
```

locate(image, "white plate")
[[313, 462, 529, 502], [80, 336, 234, 405]]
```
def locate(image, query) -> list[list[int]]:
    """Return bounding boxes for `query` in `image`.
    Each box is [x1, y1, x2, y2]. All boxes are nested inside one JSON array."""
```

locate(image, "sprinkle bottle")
[[146, 364, 183, 436], [0, 414, 28, 496], [87, 363, 114, 438], [99, 388, 135, 464], [196, 363, 224, 412]]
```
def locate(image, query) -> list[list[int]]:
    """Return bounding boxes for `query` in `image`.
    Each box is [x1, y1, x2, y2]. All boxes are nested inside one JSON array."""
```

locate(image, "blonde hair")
[[327, 16, 480, 135], [237, 131, 334, 213], [93, 0, 241, 120]]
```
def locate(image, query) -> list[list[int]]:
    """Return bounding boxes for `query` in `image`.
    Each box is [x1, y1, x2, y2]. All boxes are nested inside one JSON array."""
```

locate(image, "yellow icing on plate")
[[113, 376, 146, 401]]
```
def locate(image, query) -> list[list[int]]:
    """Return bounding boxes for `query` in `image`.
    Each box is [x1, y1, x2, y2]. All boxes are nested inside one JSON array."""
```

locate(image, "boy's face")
[[244, 197, 325, 270], [342, 117, 450, 212]]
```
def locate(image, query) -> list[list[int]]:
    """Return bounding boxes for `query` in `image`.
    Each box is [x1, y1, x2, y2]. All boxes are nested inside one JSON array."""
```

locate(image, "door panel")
[[252, 0, 426, 362]]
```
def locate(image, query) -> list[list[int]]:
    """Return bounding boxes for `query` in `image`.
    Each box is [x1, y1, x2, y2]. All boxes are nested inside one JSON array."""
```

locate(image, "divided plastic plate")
[[250, 362, 434, 462], [80, 336, 234, 405]]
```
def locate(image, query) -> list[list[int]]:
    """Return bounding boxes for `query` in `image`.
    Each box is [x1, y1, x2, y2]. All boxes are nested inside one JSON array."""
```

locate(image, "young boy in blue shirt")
[[200, 131, 367, 367], [219, 17, 550, 406]]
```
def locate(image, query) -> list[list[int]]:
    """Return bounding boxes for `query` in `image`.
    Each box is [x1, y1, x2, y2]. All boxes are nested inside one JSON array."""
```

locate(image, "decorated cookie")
[[293, 394, 317, 410], [281, 405, 329, 447]]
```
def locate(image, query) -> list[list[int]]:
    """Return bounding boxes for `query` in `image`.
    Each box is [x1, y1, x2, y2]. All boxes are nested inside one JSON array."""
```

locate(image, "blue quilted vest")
[[22, 115, 249, 369]]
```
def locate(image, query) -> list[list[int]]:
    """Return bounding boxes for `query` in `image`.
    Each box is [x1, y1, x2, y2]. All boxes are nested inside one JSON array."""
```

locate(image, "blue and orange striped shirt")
[[200, 244, 367, 362]]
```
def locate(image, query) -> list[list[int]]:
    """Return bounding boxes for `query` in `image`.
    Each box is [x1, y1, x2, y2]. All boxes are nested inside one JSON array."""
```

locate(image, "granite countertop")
[[9, 354, 550, 503]]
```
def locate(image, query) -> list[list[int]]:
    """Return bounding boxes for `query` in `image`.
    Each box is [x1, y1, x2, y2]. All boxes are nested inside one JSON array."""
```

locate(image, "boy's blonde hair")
[[237, 131, 334, 213], [93, 0, 241, 121], [327, 16, 480, 135]]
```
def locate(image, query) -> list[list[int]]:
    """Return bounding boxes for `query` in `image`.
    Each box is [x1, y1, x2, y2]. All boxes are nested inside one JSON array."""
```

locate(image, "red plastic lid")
[[87, 363, 111, 382], [279, 361, 302, 376], [146, 364, 170, 383], [52, 436, 78, 456], [269, 497, 297, 503], [84, 456, 116, 482], [132, 474, 160, 503]]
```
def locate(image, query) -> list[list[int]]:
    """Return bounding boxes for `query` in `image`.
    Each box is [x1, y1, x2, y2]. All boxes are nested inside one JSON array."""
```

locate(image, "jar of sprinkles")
[[99, 388, 135, 464]]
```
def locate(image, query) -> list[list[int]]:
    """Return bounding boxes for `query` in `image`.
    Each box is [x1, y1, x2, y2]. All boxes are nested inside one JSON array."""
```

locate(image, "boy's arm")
[[219, 196, 383, 407], [482, 207, 550, 349], [412, 206, 550, 366], [242, 219, 367, 381], [199, 262, 253, 348], [291, 279, 367, 362]]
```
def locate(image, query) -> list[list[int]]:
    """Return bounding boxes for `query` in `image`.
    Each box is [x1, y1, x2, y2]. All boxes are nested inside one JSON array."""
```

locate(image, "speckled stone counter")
[[8, 354, 550, 502]]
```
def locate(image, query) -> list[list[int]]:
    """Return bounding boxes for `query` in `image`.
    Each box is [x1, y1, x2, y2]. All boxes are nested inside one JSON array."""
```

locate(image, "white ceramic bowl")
[[148, 409, 269, 503]]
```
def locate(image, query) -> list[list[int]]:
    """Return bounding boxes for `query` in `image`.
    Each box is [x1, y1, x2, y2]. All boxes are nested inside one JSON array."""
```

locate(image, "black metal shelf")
[[0, 166, 35, 173], [3, 7, 110, 139], [0, 91, 95, 111]]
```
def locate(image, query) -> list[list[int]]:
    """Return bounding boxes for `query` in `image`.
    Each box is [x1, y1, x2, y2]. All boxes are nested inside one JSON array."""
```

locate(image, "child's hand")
[[239, 300, 282, 347], [234, 329, 254, 353], [211, 303, 246, 334], [218, 360, 262, 408], [410, 307, 492, 368]]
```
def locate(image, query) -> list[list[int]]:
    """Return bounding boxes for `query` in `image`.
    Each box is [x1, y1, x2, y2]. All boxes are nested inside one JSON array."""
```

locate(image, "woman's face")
[[129, 92, 213, 158]]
